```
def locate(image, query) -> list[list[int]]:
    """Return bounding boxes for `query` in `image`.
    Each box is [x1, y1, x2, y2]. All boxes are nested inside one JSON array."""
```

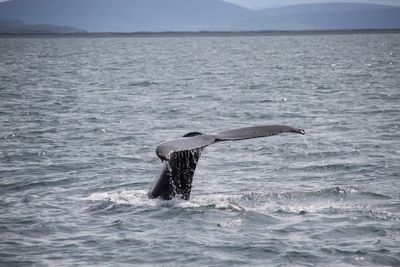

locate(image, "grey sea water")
[[0, 34, 399, 266]]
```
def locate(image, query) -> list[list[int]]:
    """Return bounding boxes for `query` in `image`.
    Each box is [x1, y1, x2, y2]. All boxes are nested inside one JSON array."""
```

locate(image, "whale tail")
[[148, 125, 305, 200], [148, 149, 201, 200]]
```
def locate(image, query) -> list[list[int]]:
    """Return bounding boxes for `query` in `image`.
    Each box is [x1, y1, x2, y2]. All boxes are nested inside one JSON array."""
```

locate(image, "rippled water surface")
[[1, 34, 400, 266]]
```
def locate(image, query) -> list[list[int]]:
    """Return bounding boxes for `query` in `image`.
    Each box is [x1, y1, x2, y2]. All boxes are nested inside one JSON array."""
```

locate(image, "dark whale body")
[[148, 125, 305, 200]]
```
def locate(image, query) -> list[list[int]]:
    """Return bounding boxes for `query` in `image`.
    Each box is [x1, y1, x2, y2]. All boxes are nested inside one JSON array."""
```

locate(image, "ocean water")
[[0, 34, 399, 266]]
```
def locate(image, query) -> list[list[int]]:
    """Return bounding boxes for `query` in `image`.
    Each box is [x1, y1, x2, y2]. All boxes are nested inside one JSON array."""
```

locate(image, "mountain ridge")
[[0, 0, 399, 32], [245, 2, 400, 30], [0, 19, 86, 34]]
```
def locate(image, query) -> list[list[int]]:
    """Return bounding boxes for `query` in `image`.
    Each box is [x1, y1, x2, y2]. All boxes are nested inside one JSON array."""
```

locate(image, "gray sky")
[[224, 0, 400, 9]]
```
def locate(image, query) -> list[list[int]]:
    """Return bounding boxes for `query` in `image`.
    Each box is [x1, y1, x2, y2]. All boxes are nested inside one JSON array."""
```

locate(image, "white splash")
[[86, 188, 388, 220], [86, 190, 244, 211], [87, 190, 153, 206]]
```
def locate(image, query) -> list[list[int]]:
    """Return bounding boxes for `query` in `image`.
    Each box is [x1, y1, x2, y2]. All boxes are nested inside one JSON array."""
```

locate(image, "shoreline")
[[1, 29, 400, 38]]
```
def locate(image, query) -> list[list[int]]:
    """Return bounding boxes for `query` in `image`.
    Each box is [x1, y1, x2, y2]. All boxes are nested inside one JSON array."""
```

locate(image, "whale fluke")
[[156, 134, 215, 161], [214, 125, 305, 141], [148, 124, 305, 200]]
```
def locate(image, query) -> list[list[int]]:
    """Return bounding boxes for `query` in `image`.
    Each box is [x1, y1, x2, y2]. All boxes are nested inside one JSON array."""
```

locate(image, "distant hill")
[[0, 0, 251, 32], [0, 19, 86, 34], [0, 0, 399, 32], [244, 3, 400, 30]]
